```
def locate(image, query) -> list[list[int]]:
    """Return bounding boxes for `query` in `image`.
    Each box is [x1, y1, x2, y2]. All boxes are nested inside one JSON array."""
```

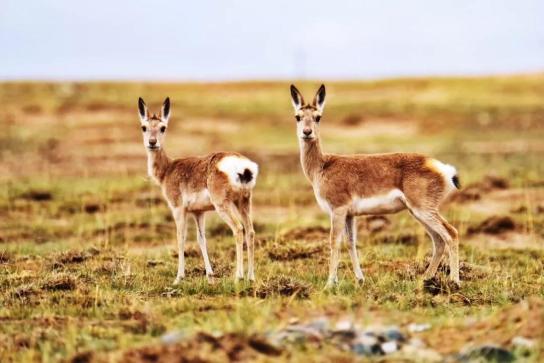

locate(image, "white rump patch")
[[428, 159, 458, 192], [217, 155, 259, 189], [351, 189, 406, 215]]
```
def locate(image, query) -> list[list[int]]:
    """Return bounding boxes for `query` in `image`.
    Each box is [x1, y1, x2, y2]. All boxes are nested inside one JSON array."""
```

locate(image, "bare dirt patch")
[[324, 118, 418, 139], [423, 297, 544, 355], [0, 250, 13, 263], [451, 175, 509, 203], [19, 189, 53, 201], [267, 241, 323, 261], [111, 332, 282, 363], [467, 215, 517, 235], [280, 226, 329, 242], [253, 276, 312, 299], [41, 274, 77, 291]]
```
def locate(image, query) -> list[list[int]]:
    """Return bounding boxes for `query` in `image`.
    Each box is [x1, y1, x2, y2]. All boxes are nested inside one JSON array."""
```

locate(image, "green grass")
[[1, 75, 543, 362]]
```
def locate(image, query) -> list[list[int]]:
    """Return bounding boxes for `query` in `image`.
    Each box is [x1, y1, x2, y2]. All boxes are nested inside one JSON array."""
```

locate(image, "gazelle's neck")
[[299, 137, 324, 182], [147, 148, 170, 185]]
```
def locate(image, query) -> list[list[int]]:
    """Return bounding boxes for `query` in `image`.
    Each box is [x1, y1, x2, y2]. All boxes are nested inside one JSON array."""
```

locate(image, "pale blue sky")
[[1, 0, 543, 80]]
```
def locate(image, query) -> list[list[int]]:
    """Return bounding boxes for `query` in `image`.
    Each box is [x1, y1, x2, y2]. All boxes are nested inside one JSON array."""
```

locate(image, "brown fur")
[[138, 97, 258, 283], [290, 84, 460, 287]]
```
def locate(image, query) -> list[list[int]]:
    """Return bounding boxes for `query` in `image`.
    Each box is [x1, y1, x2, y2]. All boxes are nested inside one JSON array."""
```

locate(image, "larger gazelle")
[[137, 97, 258, 284], [289, 84, 461, 288]]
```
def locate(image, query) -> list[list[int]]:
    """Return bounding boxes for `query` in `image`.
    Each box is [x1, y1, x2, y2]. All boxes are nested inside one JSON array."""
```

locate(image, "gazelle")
[[137, 97, 259, 284], [289, 84, 461, 288]]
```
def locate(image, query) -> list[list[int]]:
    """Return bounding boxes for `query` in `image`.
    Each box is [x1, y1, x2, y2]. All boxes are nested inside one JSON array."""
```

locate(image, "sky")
[[1, 0, 543, 81]]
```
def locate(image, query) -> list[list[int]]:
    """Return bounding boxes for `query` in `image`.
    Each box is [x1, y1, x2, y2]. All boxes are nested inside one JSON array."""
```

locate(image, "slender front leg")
[[239, 194, 255, 281], [194, 213, 214, 280], [172, 207, 188, 285], [345, 215, 364, 283], [327, 209, 347, 288], [214, 203, 245, 281]]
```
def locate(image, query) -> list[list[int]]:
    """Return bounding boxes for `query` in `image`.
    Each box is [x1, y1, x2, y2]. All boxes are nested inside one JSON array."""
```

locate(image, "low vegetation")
[[1, 75, 543, 362]]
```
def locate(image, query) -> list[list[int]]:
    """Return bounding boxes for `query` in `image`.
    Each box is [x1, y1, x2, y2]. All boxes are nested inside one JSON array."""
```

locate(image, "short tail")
[[452, 174, 461, 189], [426, 158, 459, 193], [238, 168, 253, 184]]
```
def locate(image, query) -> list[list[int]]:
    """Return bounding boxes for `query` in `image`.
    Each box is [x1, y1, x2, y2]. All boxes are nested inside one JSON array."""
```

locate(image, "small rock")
[[408, 323, 431, 333], [511, 336, 535, 349], [160, 330, 185, 344], [307, 317, 329, 333], [353, 342, 383, 356], [354, 332, 379, 347], [288, 317, 299, 325], [407, 338, 426, 348], [457, 345, 514, 363], [402, 345, 443, 362], [381, 341, 398, 354], [146, 260, 163, 267], [334, 319, 353, 332], [383, 326, 405, 342]]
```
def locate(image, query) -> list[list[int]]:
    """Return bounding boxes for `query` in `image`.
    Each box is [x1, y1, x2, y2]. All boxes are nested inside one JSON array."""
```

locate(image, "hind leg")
[[409, 209, 448, 280], [238, 192, 255, 281], [214, 202, 245, 281], [438, 214, 459, 284]]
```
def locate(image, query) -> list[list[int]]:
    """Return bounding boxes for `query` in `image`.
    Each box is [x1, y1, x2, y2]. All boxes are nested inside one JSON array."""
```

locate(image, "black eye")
[[141, 126, 147, 132], [295, 115, 301, 122], [315, 115, 321, 122], [160, 126, 166, 133]]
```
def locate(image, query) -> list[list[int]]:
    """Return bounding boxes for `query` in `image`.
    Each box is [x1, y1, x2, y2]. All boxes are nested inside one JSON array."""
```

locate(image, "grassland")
[[0, 75, 543, 362]]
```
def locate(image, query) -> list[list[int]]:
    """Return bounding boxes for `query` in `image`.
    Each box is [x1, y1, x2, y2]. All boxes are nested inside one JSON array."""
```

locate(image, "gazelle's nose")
[[303, 128, 312, 136], [149, 139, 157, 146]]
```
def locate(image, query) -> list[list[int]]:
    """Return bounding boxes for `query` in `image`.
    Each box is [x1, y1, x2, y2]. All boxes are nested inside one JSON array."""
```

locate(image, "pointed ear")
[[312, 84, 326, 113], [161, 97, 171, 123], [290, 84, 305, 111], [138, 97, 148, 122]]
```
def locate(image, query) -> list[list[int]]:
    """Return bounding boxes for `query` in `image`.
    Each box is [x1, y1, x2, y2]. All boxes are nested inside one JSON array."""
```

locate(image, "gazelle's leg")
[[214, 202, 245, 281], [239, 193, 256, 281], [193, 212, 214, 279], [327, 209, 347, 288], [345, 215, 364, 282], [172, 207, 188, 285], [438, 214, 460, 284], [410, 209, 449, 280]]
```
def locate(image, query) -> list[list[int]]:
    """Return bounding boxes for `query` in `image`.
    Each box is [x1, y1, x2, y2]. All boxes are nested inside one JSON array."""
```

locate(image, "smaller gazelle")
[[289, 84, 461, 288], [137, 97, 258, 284]]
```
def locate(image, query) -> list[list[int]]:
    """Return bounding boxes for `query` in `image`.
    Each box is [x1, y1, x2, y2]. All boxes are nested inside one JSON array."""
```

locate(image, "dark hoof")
[[423, 277, 461, 295]]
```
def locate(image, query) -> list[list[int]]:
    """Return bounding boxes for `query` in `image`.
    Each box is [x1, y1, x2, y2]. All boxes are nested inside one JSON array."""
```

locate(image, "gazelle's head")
[[290, 84, 326, 142], [137, 97, 170, 151]]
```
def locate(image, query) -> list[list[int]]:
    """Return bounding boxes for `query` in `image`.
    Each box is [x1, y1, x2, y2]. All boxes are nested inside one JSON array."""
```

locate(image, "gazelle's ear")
[[138, 97, 148, 122], [290, 84, 305, 111], [161, 97, 171, 123], [313, 84, 326, 113]]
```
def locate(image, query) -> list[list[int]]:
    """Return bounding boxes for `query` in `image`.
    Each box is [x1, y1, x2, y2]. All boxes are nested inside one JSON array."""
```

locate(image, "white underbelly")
[[349, 189, 406, 215], [184, 189, 214, 212]]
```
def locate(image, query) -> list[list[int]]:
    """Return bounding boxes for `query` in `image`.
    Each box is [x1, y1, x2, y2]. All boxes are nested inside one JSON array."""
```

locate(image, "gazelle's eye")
[[315, 115, 321, 122], [141, 126, 147, 132], [295, 115, 301, 122], [160, 126, 166, 133]]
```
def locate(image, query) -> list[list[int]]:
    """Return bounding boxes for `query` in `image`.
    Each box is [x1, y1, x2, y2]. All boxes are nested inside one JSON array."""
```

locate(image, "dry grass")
[[1, 76, 543, 362]]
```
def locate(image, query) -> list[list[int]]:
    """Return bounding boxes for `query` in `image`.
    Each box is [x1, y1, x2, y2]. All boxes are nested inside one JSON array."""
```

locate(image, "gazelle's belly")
[[184, 189, 214, 212], [349, 189, 406, 215]]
